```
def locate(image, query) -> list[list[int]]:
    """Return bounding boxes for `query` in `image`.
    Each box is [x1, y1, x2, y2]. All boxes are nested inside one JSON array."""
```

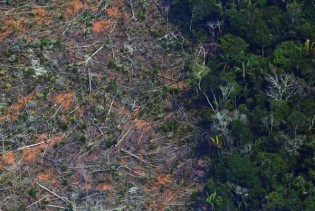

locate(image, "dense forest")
[[170, 0, 315, 210]]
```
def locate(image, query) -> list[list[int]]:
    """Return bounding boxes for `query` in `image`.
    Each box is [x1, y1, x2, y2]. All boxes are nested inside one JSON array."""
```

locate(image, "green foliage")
[[263, 6, 286, 41], [24, 68, 36, 77], [172, 0, 315, 209], [189, 0, 222, 21], [285, 1, 303, 27], [238, 104, 249, 114], [105, 138, 117, 148], [296, 21, 315, 39], [170, 0, 224, 38], [58, 121, 68, 131], [225, 154, 259, 188], [286, 111, 307, 133], [219, 34, 248, 64], [78, 135, 87, 143], [205, 190, 224, 210], [230, 120, 254, 147], [159, 121, 178, 133], [249, 17, 275, 50], [28, 187, 37, 199], [40, 37, 49, 48], [273, 41, 304, 70], [204, 179, 236, 210], [226, 8, 274, 52], [270, 99, 290, 123], [265, 191, 286, 210], [257, 153, 290, 181], [304, 195, 315, 211], [301, 99, 315, 116]]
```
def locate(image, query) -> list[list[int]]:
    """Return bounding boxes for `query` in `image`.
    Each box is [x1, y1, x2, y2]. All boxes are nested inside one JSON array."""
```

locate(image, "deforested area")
[[0, 0, 198, 210]]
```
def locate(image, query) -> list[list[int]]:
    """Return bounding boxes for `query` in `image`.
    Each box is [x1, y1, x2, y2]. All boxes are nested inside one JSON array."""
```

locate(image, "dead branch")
[[16, 140, 50, 151], [163, 194, 175, 205], [26, 195, 50, 209], [126, 0, 137, 21], [84, 44, 105, 65], [121, 148, 154, 167], [47, 205, 68, 209], [88, 68, 92, 94], [36, 182, 74, 208], [16, 134, 64, 151], [52, 103, 62, 118], [115, 127, 133, 148], [107, 97, 115, 117], [198, 78, 215, 110]]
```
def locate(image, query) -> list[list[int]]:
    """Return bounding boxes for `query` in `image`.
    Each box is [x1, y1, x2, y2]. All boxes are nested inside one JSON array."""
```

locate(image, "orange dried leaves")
[[3, 151, 16, 166], [92, 20, 112, 32], [33, 5, 51, 25], [54, 92, 73, 109], [65, 0, 86, 15]]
